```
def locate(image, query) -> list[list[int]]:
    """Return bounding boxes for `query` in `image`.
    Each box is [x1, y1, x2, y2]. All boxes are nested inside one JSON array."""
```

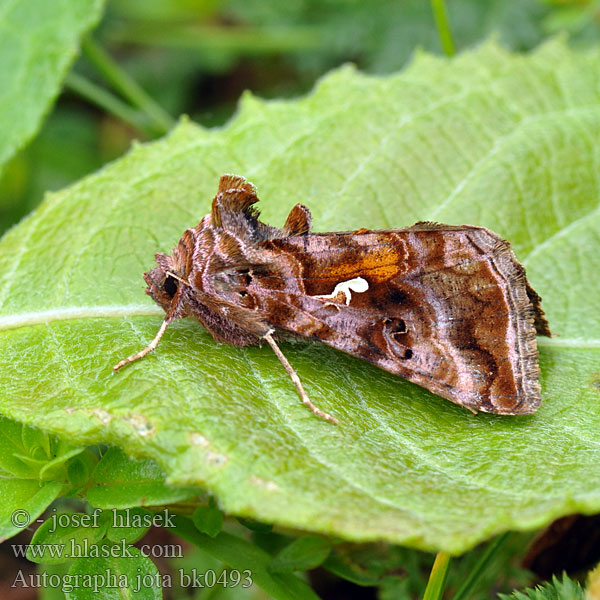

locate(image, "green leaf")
[[170, 515, 319, 600], [322, 552, 382, 587], [498, 573, 584, 600], [237, 516, 274, 533], [269, 536, 332, 573], [105, 508, 152, 544], [0, 0, 105, 172], [0, 417, 86, 541], [66, 545, 161, 600], [0, 40, 599, 553], [67, 457, 89, 490], [86, 447, 200, 508], [39, 563, 72, 600], [192, 498, 223, 538], [0, 416, 84, 481], [27, 511, 108, 564], [0, 479, 63, 542]]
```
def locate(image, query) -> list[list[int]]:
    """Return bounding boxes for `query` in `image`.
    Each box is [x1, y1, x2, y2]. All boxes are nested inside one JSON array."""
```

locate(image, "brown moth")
[[114, 174, 551, 424]]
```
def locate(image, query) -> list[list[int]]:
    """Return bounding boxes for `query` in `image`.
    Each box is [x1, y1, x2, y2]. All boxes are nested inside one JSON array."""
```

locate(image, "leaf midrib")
[[0, 305, 162, 331], [1, 305, 599, 351]]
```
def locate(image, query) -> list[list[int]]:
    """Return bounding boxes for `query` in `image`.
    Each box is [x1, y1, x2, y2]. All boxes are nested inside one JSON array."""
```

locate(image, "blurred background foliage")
[[1, 0, 599, 237]]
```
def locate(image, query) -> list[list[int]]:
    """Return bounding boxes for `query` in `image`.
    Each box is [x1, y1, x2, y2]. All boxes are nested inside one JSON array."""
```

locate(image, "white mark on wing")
[[314, 277, 369, 306]]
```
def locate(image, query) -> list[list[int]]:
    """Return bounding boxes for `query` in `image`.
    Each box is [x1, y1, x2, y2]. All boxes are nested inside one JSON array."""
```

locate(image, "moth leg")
[[263, 332, 338, 425], [113, 320, 169, 371]]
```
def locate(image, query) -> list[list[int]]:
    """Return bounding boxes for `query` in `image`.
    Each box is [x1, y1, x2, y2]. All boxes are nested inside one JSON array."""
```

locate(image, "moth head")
[[143, 253, 181, 313]]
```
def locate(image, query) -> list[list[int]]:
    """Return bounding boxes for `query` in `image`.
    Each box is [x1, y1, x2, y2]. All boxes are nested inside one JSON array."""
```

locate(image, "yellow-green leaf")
[[0, 0, 105, 171], [0, 39, 599, 553]]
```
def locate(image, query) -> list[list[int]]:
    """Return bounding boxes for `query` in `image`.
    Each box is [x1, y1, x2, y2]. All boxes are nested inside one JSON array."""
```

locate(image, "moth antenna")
[[263, 332, 338, 425], [113, 320, 170, 371], [165, 271, 191, 287]]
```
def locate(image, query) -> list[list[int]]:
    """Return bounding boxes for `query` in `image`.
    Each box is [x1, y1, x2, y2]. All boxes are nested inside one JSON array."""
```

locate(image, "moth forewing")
[[262, 225, 550, 415]]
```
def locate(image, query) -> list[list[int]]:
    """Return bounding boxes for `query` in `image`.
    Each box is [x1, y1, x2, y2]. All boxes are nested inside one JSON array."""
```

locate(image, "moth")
[[115, 174, 551, 424]]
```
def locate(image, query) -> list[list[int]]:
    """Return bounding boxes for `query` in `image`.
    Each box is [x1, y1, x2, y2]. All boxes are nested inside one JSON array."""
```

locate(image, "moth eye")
[[163, 275, 178, 298]]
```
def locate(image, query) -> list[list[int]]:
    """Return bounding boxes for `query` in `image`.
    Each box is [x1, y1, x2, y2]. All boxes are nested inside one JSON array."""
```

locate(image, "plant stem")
[[423, 552, 451, 600], [430, 0, 456, 57], [451, 533, 511, 600], [82, 36, 174, 135], [64, 72, 153, 136], [109, 23, 322, 54]]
